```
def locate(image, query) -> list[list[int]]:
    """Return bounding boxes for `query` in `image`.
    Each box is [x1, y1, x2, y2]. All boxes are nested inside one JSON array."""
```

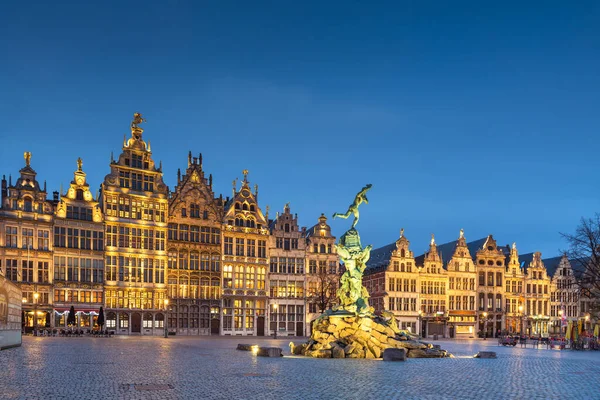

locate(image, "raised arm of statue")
[[332, 184, 372, 228]]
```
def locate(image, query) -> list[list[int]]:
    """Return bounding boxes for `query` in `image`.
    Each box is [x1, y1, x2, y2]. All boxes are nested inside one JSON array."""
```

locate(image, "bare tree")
[[561, 214, 600, 317], [307, 270, 340, 314]]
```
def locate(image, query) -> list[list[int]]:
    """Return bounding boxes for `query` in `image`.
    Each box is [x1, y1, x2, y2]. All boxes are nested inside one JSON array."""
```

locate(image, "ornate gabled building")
[[549, 255, 579, 334], [100, 114, 169, 335], [504, 243, 525, 334], [447, 229, 477, 338], [304, 213, 339, 333], [522, 251, 551, 336], [166, 152, 224, 335], [221, 171, 268, 335], [0, 152, 54, 331], [418, 235, 448, 338], [53, 158, 104, 329], [267, 203, 306, 337], [364, 229, 419, 334], [475, 235, 506, 337]]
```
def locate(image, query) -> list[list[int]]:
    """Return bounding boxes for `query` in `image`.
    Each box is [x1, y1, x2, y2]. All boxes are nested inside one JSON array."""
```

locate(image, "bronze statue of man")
[[332, 183, 372, 228]]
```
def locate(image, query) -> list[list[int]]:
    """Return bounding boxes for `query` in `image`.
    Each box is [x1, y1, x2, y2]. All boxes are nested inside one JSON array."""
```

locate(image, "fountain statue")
[[296, 185, 452, 359]]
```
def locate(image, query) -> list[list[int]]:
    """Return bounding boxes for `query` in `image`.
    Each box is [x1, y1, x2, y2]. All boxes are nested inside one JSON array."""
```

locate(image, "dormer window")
[[24, 198, 33, 212], [76, 189, 84, 201]]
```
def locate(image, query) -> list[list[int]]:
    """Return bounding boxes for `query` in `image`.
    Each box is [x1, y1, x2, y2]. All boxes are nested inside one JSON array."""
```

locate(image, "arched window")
[[235, 203, 241, 210], [250, 205, 255, 212], [211, 278, 220, 299], [107, 312, 117, 329], [179, 250, 188, 269], [23, 197, 33, 212], [200, 277, 210, 299], [168, 250, 177, 270], [211, 254, 220, 272], [179, 275, 189, 298], [242, 203, 249, 211], [168, 276, 178, 298], [154, 313, 164, 328], [400, 249, 405, 258], [200, 306, 210, 328], [235, 266, 244, 289], [119, 313, 129, 329], [246, 267, 255, 289], [284, 224, 290, 232], [190, 278, 198, 298], [320, 244, 326, 253], [400, 263, 405, 272], [190, 251, 199, 270], [200, 253, 210, 271], [143, 313, 153, 329]]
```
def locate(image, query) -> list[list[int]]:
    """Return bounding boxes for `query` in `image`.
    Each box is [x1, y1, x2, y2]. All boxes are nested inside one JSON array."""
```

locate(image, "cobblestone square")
[[1, 337, 599, 399]]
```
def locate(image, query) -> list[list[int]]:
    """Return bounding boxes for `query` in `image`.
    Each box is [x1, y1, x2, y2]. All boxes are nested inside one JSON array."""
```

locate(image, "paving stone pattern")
[[1, 337, 599, 399]]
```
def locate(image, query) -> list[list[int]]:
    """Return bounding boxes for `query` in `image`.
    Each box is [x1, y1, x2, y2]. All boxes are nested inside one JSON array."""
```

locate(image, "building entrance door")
[[131, 313, 141, 333], [296, 322, 304, 337], [211, 318, 220, 335], [256, 316, 265, 336]]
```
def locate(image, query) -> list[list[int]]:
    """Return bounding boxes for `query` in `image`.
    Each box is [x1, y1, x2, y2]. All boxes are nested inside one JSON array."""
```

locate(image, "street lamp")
[[483, 312, 488, 340], [273, 304, 278, 339], [418, 310, 423, 338], [518, 305, 524, 337], [558, 309, 563, 335], [33, 293, 40, 336], [585, 314, 590, 333], [164, 299, 169, 338]]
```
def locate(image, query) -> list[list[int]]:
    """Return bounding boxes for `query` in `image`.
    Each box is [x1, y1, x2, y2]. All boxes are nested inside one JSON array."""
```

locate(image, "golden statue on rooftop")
[[24, 151, 31, 167], [131, 112, 146, 139]]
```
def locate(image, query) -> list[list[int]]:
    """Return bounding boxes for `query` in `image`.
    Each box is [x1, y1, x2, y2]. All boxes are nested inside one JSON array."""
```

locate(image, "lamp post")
[[585, 314, 590, 333], [33, 292, 39, 336], [483, 312, 488, 340], [518, 305, 524, 337], [273, 304, 278, 339], [418, 310, 423, 338], [164, 299, 169, 338], [558, 309, 563, 335]]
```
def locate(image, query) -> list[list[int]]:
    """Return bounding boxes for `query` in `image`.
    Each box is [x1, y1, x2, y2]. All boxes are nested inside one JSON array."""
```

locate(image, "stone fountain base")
[[294, 313, 452, 359]]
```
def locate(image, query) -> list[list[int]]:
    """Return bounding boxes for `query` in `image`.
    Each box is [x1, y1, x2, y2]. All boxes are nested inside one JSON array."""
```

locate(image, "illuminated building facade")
[[221, 171, 268, 336], [305, 214, 339, 334], [475, 235, 506, 338], [549, 255, 579, 334], [446, 230, 477, 338], [364, 229, 419, 334], [101, 116, 168, 335], [418, 236, 448, 338], [504, 243, 525, 334], [53, 159, 105, 329], [167, 153, 224, 335], [0, 153, 54, 331], [268, 204, 306, 337], [522, 252, 551, 336]]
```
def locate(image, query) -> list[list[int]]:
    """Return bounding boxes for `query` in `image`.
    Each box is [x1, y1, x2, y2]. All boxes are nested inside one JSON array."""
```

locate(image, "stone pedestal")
[[302, 313, 451, 359]]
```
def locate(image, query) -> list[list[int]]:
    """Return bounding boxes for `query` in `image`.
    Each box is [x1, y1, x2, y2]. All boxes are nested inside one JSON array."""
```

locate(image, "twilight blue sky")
[[1, 1, 599, 258]]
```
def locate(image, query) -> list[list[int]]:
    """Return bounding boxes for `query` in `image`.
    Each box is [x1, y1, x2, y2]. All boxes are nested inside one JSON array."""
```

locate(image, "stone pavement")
[[1, 336, 599, 399]]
